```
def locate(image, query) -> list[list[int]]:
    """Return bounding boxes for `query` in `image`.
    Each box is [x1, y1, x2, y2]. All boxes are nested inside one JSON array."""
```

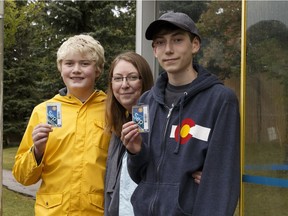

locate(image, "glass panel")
[[158, 1, 241, 215], [157, 0, 241, 93], [245, 1, 288, 215]]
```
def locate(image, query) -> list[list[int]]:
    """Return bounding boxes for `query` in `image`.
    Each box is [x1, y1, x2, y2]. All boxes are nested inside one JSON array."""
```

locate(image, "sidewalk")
[[2, 169, 40, 198]]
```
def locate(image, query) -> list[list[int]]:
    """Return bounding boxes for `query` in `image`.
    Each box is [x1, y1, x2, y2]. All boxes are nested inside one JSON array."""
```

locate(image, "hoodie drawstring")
[[173, 92, 187, 154]]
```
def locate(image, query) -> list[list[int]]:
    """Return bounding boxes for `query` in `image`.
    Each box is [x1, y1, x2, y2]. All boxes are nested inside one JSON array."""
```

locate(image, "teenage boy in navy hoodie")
[[121, 12, 240, 216]]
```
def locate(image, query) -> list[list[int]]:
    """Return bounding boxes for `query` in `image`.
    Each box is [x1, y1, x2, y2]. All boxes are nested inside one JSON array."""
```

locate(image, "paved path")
[[2, 169, 40, 198]]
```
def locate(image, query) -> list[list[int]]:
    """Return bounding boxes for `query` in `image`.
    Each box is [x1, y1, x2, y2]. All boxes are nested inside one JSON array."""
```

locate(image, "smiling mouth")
[[71, 77, 84, 80], [163, 58, 177, 62]]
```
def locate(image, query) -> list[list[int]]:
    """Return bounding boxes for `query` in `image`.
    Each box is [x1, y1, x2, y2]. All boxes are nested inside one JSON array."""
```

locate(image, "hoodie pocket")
[[130, 182, 155, 215], [131, 181, 193, 216], [131, 181, 196, 216]]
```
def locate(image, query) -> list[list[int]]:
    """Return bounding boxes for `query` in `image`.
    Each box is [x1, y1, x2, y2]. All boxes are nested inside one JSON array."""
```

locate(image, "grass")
[[3, 147, 18, 170], [2, 143, 288, 216], [2, 147, 238, 216], [2, 147, 35, 215], [243, 142, 288, 216], [2, 187, 35, 216]]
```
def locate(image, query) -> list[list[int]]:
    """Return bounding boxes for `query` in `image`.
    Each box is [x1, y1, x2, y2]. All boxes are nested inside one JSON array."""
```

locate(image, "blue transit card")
[[46, 102, 62, 127], [132, 105, 149, 133]]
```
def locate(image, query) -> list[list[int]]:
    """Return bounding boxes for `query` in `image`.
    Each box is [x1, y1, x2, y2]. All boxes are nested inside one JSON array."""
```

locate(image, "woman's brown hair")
[[105, 51, 154, 137]]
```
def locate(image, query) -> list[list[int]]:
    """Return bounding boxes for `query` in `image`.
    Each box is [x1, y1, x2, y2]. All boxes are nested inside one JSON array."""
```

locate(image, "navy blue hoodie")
[[128, 64, 240, 216]]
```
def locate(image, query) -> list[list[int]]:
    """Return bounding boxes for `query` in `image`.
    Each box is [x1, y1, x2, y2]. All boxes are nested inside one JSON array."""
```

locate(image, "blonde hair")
[[57, 34, 105, 74]]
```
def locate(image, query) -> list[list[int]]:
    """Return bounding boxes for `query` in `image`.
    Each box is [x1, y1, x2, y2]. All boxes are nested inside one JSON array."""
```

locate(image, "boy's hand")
[[121, 121, 142, 154], [32, 123, 53, 160]]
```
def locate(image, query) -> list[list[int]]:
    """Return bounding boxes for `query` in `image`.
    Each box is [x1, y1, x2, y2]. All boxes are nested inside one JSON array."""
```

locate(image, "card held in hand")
[[132, 105, 149, 133], [46, 102, 62, 127]]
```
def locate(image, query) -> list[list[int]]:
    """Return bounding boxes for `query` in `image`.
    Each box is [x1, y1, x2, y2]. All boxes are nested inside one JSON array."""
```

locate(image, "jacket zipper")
[[149, 105, 174, 215]]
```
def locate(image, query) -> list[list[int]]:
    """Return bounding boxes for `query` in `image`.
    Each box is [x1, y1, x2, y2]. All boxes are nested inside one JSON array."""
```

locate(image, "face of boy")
[[152, 30, 200, 75], [112, 60, 142, 113], [60, 52, 100, 99]]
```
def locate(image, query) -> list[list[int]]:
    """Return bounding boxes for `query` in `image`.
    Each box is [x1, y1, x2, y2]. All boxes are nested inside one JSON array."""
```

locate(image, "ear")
[[95, 64, 103, 79], [57, 62, 63, 74], [59, 69, 64, 78], [192, 37, 200, 54], [153, 46, 158, 58], [95, 70, 101, 79]]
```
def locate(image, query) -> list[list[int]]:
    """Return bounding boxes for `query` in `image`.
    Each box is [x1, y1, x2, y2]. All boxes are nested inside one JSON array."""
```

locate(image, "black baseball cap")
[[145, 12, 201, 42]]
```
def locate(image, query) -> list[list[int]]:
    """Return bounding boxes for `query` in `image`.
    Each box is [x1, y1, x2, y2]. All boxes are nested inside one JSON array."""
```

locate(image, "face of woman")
[[111, 60, 143, 113]]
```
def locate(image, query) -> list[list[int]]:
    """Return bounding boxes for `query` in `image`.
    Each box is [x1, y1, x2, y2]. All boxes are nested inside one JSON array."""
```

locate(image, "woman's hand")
[[192, 171, 202, 184], [121, 121, 142, 154]]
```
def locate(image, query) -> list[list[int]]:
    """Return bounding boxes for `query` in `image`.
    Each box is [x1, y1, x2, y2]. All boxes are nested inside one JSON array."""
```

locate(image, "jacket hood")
[[57, 87, 106, 104], [152, 64, 222, 106]]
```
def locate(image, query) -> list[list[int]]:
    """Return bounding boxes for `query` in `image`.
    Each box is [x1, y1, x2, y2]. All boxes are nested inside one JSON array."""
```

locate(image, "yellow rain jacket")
[[12, 90, 110, 216]]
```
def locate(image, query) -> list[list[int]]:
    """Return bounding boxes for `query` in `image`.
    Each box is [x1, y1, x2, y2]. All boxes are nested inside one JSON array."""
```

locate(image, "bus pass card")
[[46, 102, 62, 127], [132, 105, 149, 133]]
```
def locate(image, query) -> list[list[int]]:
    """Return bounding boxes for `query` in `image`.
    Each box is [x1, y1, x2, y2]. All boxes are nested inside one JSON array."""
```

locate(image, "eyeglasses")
[[112, 75, 142, 83]]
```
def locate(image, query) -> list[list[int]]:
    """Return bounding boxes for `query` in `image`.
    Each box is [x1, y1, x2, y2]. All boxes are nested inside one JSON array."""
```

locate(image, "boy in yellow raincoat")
[[12, 34, 110, 216]]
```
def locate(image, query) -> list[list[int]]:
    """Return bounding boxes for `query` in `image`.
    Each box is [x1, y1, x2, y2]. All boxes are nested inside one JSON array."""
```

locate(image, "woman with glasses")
[[104, 51, 154, 216], [104, 51, 202, 216]]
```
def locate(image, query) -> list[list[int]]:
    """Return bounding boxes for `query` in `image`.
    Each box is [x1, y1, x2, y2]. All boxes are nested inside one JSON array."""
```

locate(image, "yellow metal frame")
[[240, 0, 247, 215]]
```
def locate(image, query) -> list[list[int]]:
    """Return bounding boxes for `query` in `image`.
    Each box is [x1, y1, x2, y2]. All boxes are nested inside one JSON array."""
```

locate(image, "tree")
[[3, 0, 136, 145], [197, 1, 241, 80], [157, 1, 242, 80], [3, 0, 47, 145], [159, 1, 208, 22]]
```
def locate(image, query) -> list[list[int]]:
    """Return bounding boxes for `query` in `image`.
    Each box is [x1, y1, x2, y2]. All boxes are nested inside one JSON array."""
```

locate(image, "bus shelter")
[[136, 1, 288, 215]]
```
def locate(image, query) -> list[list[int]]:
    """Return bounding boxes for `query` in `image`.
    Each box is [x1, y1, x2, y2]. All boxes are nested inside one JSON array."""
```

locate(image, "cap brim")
[[145, 20, 193, 40], [145, 20, 176, 40]]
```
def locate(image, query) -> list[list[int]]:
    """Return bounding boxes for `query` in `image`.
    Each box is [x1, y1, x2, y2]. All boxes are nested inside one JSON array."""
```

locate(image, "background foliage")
[[3, 0, 136, 145], [4, 1, 243, 146], [5, 0, 286, 148]]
